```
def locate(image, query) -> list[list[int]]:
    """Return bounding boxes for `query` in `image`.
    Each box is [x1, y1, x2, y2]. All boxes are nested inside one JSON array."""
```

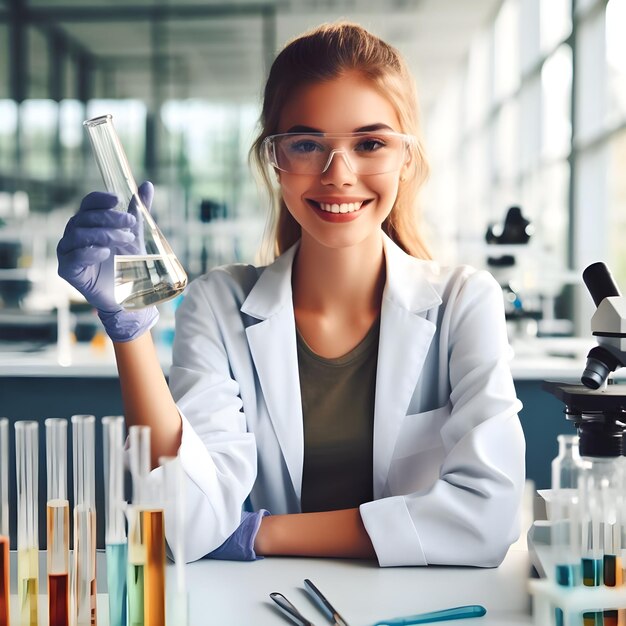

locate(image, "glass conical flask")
[[83, 114, 187, 309]]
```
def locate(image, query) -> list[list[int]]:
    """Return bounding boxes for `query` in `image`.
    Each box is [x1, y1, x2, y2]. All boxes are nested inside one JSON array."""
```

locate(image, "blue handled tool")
[[372, 604, 486, 625]]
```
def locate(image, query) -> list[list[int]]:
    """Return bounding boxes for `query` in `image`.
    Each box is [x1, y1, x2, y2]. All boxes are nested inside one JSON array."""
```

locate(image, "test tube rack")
[[528, 521, 626, 625], [529, 578, 626, 626]]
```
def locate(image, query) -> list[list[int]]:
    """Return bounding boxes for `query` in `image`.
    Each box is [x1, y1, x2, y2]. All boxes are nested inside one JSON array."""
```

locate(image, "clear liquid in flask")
[[115, 254, 186, 309]]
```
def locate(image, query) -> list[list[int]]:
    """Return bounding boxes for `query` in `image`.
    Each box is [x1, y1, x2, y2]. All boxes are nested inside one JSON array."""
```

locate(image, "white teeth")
[[318, 201, 363, 214]]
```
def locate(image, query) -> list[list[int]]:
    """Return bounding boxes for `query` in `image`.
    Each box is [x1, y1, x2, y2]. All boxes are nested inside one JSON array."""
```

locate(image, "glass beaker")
[[83, 114, 187, 310]]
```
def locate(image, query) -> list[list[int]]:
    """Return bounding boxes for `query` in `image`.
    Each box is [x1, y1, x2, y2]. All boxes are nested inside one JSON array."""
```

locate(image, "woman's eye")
[[355, 139, 386, 152], [289, 140, 322, 153]]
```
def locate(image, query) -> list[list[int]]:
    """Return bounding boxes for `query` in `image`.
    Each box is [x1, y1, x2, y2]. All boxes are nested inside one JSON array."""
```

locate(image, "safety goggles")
[[263, 131, 414, 176]]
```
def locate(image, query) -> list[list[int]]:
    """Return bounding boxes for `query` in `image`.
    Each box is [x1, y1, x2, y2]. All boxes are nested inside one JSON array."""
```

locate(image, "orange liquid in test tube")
[[143, 509, 166, 626]]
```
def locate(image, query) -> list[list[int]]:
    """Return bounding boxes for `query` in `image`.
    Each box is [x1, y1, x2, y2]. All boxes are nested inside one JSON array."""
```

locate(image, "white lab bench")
[[9, 545, 534, 626]]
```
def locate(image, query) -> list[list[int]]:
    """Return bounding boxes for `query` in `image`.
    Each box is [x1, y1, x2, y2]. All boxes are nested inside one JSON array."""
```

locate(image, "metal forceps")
[[270, 578, 350, 626]]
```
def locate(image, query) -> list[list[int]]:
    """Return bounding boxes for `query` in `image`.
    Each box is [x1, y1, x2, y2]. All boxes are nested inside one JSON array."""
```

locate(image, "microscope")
[[543, 262, 626, 457]]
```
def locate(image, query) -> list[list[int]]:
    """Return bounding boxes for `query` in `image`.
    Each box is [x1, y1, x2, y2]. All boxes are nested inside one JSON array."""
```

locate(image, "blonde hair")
[[250, 21, 431, 262]]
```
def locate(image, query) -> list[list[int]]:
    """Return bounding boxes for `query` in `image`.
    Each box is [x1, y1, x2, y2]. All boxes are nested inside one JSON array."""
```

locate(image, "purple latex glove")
[[57, 181, 158, 342], [207, 510, 270, 561]]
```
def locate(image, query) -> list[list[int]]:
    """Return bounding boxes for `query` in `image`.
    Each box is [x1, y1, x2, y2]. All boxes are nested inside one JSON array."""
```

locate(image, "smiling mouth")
[[306, 199, 372, 214]]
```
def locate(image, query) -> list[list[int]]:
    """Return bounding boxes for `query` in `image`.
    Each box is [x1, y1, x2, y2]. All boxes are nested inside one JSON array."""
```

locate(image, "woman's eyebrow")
[[284, 123, 396, 133], [285, 125, 322, 133], [354, 123, 395, 132]]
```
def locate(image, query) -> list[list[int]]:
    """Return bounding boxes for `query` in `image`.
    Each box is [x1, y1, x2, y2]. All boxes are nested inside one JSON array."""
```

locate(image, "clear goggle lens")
[[263, 132, 413, 176]]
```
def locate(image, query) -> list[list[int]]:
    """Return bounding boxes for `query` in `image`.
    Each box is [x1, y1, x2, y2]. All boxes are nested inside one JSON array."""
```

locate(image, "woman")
[[57, 22, 525, 567]]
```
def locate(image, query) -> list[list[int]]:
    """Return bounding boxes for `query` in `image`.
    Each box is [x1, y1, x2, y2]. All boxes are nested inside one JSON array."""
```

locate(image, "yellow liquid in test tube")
[[17, 547, 38, 625]]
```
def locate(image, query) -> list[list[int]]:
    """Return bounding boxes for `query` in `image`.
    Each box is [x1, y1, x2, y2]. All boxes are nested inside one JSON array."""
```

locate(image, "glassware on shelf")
[[103, 416, 128, 626], [72, 415, 97, 626], [46, 418, 70, 626], [0, 418, 10, 626], [15, 420, 39, 626], [83, 114, 187, 310]]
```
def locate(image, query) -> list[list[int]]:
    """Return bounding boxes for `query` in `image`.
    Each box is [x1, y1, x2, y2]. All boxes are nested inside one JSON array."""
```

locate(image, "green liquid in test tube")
[[103, 416, 128, 626], [15, 421, 39, 626], [72, 415, 97, 626], [127, 426, 150, 626], [46, 418, 70, 626], [0, 418, 10, 626]]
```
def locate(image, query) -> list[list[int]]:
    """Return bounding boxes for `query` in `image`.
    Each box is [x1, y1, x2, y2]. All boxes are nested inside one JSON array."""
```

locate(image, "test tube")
[[15, 421, 39, 626], [161, 456, 188, 626], [551, 490, 581, 626], [102, 416, 127, 626], [143, 506, 165, 626], [602, 471, 624, 626], [139, 439, 166, 626], [127, 425, 150, 626], [579, 456, 617, 626], [72, 415, 97, 626], [0, 418, 10, 626], [46, 419, 70, 626]]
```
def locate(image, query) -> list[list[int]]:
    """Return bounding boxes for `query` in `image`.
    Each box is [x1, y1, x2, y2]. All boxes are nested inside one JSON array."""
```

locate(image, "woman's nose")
[[320, 150, 357, 185]]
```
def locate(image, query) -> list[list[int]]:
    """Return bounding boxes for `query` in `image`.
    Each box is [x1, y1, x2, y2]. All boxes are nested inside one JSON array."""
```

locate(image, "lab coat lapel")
[[373, 236, 442, 498], [241, 244, 304, 500]]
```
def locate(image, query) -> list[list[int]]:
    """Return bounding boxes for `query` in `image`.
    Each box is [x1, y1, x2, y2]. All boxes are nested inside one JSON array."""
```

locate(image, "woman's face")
[[276, 72, 408, 251]]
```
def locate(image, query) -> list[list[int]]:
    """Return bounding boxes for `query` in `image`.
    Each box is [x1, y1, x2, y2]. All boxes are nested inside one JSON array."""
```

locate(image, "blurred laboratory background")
[[0, 0, 625, 493]]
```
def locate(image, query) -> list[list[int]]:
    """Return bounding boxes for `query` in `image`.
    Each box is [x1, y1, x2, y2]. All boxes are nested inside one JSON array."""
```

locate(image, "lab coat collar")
[[240, 233, 442, 319], [240, 241, 299, 320], [380, 232, 442, 313]]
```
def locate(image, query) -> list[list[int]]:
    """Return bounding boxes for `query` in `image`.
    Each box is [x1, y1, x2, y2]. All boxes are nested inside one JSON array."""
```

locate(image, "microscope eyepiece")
[[583, 262, 622, 307], [582, 346, 622, 389]]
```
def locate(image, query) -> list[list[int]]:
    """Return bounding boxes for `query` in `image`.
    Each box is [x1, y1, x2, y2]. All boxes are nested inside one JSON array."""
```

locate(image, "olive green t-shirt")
[[297, 318, 380, 513]]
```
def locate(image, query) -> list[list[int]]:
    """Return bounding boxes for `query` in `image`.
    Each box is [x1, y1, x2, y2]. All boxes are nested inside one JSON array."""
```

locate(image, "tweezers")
[[270, 592, 316, 626], [303, 579, 350, 626]]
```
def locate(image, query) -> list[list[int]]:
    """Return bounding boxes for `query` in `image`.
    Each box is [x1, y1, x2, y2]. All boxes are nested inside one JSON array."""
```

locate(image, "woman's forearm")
[[113, 331, 182, 467], [254, 508, 376, 559]]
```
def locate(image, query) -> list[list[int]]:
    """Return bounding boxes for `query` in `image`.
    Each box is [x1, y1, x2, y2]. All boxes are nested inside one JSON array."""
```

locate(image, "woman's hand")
[[57, 181, 158, 342]]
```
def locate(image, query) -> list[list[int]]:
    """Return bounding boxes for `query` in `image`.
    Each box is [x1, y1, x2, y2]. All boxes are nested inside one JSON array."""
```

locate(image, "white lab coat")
[[169, 233, 525, 567]]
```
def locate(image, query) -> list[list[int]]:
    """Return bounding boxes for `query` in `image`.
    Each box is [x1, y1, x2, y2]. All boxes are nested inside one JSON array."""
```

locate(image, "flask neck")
[[83, 115, 139, 205], [557, 435, 581, 459]]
